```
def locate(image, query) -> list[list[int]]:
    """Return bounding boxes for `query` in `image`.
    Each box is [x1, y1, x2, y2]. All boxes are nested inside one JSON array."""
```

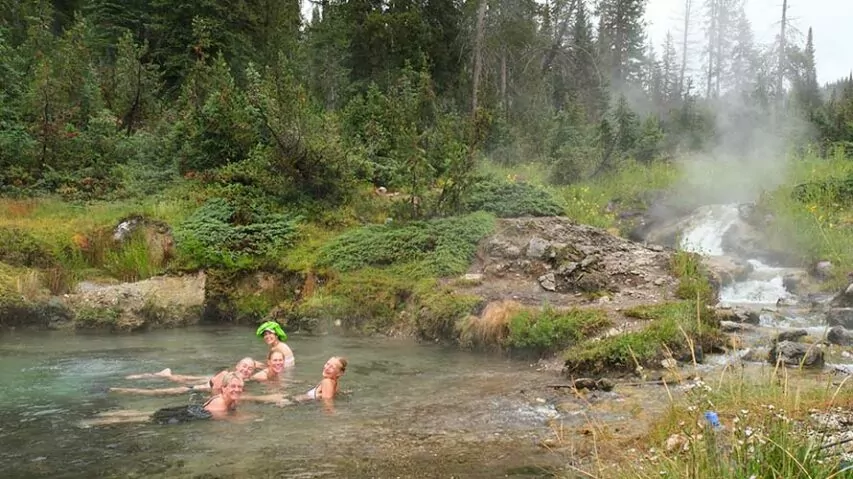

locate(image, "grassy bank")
[[4, 152, 853, 332], [611, 367, 853, 479]]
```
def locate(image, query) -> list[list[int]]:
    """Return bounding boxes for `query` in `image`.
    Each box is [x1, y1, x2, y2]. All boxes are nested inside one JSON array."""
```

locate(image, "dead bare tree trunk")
[[500, 50, 507, 116], [471, 0, 488, 116], [705, 0, 717, 99], [776, 0, 787, 105], [678, 0, 692, 99]]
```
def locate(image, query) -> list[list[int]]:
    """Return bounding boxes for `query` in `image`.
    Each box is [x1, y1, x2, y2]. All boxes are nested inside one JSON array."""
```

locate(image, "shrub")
[[316, 212, 495, 277], [173, 197, 300, 269], [0, 228, 56, 268], [461, 179, 564, 218]]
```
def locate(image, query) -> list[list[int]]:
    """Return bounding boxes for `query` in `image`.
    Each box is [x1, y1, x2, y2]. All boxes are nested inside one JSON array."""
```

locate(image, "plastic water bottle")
[[704, 411, 722, 430]]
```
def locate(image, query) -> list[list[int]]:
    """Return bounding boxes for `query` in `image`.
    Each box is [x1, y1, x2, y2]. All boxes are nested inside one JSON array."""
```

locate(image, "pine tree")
[[729, 6, 755, 95], [796, 27, 820, 112], [597, 0, 647, 89], [568, 0, 606, 121], [661, 31, 679, 106]]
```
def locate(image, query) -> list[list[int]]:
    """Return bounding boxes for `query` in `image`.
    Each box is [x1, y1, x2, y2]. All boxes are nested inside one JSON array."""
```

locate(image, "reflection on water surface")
[[0, 327, 563, 478]]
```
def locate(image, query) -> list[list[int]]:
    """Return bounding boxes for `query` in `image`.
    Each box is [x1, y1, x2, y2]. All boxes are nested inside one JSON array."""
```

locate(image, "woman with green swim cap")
[[254, 321, 295, 369]]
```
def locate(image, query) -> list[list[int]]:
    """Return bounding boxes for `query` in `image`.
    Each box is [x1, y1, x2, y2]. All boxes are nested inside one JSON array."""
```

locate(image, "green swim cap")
[[255, 321, 287, 342]]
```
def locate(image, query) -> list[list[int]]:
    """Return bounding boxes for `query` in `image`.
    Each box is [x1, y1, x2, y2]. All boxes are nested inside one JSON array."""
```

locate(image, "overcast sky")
[[645, 0, 853, 84]]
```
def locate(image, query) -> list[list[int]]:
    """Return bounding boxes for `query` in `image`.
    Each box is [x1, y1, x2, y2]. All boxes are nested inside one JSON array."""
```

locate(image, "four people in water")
[[90, 321, 347, 425]]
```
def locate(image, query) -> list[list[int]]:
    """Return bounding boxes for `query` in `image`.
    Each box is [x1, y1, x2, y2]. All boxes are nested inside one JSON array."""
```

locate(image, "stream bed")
[[0, 327, 577, 478]]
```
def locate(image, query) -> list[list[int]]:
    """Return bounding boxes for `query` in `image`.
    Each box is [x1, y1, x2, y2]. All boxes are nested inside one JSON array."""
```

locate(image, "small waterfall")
[[679, 204, 794, 307], [680, 205, 740, 256]]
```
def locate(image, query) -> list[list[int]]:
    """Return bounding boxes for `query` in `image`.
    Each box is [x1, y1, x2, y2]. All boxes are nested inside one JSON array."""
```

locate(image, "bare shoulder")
[[276, 343, 294, 356]]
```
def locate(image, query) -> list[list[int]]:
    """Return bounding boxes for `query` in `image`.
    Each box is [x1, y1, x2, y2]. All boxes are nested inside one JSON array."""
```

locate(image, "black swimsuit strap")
[[202, 395, 220, 408]]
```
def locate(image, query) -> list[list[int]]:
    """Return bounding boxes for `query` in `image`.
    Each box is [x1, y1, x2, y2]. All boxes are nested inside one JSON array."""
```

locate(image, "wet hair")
[[267, 349, 286, 361], [236, 357, 254, 368], [221, 372, 244, 388], [332, 356, 348, 373]]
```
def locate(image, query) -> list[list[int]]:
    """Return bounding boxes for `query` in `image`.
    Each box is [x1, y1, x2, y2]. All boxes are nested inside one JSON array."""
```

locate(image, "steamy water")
[[0, 326, 570, 478]]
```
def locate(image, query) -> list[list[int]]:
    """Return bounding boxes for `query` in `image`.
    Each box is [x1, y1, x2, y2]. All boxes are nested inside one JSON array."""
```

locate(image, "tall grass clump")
[[753, 151, 853, 283], [103, 231, 159, 282], [316, 211, 495, 278], [670, 251, 716, 304]]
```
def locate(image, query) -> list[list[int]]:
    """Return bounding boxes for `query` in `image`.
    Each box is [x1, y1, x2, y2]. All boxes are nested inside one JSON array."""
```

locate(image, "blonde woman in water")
[[242, 356, 347, 407]]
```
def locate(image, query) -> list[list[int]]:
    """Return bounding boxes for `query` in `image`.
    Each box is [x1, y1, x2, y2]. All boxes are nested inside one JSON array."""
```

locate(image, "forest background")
[[2, 0, 853, 333]]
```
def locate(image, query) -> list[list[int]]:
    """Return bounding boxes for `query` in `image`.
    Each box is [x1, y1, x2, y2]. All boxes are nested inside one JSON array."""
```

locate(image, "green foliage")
[[414, 282, 481, 341], [506, 307, 610, 354], [670, 251, 715, 303], [0, 228, 56, 268], [173, 198, 300, 269], [564, 301, 722, 374], [244, 58, 355, 204], [74, 305, 121, 328], [171, 53, 255, 174], [322, 268, 414, 332], [316, 212, 495, 277], [103, 231, 158, 282], [461, 178, 564, 217]]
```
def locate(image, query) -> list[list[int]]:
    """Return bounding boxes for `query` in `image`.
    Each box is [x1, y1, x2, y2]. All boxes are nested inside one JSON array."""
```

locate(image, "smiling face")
[[221, 375, 244, 405], [262, 330, 278, 346], [322, 357, 346, 380], [235, 358, 255, 379], [267, 351, 286, 374]]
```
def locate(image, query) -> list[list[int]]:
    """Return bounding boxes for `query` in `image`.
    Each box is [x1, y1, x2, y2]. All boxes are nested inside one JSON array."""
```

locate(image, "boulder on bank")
[[704, 255, 753, 286], [768, 340, 824, 368], [62, 272, 206, 331]]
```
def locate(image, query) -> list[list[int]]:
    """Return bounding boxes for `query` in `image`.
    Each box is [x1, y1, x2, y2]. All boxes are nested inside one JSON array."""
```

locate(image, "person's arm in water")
[[109, 384, 210, 396], [125, 368, 210, 383]]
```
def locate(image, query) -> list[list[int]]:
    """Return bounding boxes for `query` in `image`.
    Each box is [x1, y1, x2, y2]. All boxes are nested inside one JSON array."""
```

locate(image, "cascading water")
[[679, 204, 794, 307]]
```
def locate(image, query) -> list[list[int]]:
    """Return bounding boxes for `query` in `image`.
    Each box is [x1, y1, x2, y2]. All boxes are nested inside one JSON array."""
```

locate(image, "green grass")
[[621, 367, 853, 479], [755, 152, 853, 285], [556, 159, 681, 229], [506, 306, 611, 354], [563, 301, 722, 375]]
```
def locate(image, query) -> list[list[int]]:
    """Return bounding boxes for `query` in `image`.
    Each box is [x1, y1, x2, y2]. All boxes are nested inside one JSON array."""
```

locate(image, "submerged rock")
[[827, 326, 853, 346], [769, 340, 825, 368], [775, 329, 808, 343], [827, 308, 853, 329]]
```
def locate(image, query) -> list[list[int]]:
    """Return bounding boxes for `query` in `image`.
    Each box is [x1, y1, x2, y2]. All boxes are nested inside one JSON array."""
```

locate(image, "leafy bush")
[[461, 179, 564, 218], [174, 198, 300, 269], [506, 307, 610, 354], [316, 212, 495, 277]]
